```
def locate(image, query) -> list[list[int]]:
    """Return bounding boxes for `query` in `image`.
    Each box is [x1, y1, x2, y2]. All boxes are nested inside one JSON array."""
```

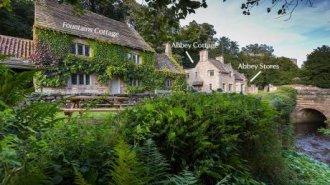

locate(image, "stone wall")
[[292, 85, 330, 119]]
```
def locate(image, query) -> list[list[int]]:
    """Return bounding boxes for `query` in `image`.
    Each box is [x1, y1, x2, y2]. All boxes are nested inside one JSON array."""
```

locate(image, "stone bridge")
[[292, 85, 330, 123]]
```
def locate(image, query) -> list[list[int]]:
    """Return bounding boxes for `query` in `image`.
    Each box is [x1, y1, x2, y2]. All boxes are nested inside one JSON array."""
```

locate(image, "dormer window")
[[71, 43, 91, 57]]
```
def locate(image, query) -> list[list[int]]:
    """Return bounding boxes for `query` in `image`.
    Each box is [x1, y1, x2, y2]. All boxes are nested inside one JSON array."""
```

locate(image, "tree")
[[0, 0, 34, 39], [81, 0, 127, 21], [143, 0, 207, 19], [300, 45, 330, 88], [224, 0, 315, 19], [125, 0, 181, 52], [242, 43, 274, 56], [209, 36, 239, 58], [174, 21, 217, 68]]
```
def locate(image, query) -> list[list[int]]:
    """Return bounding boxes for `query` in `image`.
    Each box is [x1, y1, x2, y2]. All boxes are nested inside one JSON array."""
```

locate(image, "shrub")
[[121, 93, 283, 184]]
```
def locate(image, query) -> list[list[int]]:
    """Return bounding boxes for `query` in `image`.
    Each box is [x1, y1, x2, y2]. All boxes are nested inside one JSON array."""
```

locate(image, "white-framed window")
[[165, 79, 172, 89], [71, 74, 90, 85], [133, 53, 141, 64], [70, 43, 91, 57], [208, 70, 214, 77], [209, 83, 212, 90], [129, 79, 140, 86]]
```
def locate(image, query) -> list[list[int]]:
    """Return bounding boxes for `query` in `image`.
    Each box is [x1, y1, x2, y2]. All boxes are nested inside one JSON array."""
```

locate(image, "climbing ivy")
[[33, 29, 186, 92]]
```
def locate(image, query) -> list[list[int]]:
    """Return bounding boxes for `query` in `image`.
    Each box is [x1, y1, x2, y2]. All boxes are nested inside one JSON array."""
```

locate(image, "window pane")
[[137, 55, 140, 64], [133, 54, 137, 63], [78, 44, 83, 55], [85, 46, 90, 56], [70, 44, 76, 54], [133, 54, 140, 64], [79, 74, 84, 85], [127, 53, 131, 61], [85, 74, 90, 85], [71, 74, 77, 85]]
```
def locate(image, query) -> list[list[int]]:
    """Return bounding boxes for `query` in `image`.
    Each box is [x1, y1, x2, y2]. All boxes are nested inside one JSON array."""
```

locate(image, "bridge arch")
[[294, 108, 327, 135]]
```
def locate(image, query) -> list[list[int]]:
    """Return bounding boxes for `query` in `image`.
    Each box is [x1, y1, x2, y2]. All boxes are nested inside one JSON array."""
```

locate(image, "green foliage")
[[0, 0, 34, 39], [300, 45, 330, 88], [283, 150, 330, 185], [121, 93, 278, 184], [173, 21, 217, 68], [1, 65, 328, 185], [7, 164, 50, 185], [137, 139, 169, 184], [242, 44, 274, 56], [73, 167, 91, 185], [209, 36, 239, 58], [111, 140, 144, 185], [226, 54, 299, 88], [259, 86, 297, 147], [34, 29, 185, 91], [166, 170, 199, 185], [0, 65, 34, 109]]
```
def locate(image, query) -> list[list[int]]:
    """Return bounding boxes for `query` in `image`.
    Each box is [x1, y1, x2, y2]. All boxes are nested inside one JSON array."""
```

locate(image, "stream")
[[294, 121, 330, 164]]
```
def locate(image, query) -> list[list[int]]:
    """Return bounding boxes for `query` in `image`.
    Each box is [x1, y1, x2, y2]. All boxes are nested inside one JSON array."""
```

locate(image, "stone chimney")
[[164, 43, 172, 57], [216, 56, 224, 63], [199, 50, 208, 62]]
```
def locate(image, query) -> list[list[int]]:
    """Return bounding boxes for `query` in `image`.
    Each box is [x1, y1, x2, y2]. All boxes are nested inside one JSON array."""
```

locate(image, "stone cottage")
[[185, 50, 247, 93], [0, 0, 184, 95]]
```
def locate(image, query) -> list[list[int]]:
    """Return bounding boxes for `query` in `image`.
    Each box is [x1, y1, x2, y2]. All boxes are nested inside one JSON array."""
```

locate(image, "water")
[[294, 121, 330, 164], [295, 134, 330, 164]]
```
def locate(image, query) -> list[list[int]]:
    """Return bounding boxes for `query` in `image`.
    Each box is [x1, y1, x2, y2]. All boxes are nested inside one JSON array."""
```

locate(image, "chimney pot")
[[199, 50, 208, 62], [165, 43, 172, 57], [216, 56, 224, 63]]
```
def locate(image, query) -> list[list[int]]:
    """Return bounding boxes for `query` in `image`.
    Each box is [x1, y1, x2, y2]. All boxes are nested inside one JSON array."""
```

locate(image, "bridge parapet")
[[291, 85, 330, 120]]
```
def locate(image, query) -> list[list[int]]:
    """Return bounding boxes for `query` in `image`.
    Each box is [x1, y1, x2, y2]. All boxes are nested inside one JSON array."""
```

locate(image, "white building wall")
[[197, 61, 220, 92], [185, 51, 247, 94]]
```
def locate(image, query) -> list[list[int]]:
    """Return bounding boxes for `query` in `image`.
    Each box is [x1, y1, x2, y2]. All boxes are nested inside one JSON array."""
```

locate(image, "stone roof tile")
[[0, 35, 34, 59], [156, 54, 181, 74], [35, 0, 154, 52]]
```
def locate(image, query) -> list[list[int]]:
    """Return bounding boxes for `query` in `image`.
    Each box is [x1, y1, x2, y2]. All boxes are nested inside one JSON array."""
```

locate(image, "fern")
[[0, 65, 34, 109], [110, 140, 144, 185], [165, 170, 199, 185], [137, 139, 170, 185], [73, 167, 91, 185], [7, 164, 50, 185]]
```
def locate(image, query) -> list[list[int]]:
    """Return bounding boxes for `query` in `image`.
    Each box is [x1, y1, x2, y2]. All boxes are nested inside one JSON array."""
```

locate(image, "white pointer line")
[[250, 71, 262, 82], [185, 51, 194, 63]]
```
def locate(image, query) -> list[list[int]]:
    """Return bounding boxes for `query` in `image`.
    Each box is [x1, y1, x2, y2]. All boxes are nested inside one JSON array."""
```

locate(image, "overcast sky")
[[179, 0, 330, 67]]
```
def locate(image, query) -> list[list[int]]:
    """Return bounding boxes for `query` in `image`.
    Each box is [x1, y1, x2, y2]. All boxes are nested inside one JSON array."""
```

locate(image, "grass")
[[56, 111, 117, 123]]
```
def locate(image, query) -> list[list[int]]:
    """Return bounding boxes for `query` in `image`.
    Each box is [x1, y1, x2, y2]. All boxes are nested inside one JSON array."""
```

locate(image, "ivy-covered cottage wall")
[[31, 29, 186, 94]]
